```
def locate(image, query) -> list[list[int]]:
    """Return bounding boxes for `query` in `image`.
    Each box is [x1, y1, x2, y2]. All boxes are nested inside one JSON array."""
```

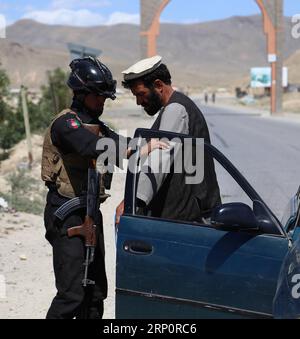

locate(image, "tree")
[[0, 67, 10, 98], [0, 69, 23, 152], [0, 67, 73, 153], [38, 68, 72, 123]]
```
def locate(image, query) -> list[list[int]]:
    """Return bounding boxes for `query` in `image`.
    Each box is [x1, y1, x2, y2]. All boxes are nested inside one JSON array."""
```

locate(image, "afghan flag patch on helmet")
[[67, 118, 81, 130]]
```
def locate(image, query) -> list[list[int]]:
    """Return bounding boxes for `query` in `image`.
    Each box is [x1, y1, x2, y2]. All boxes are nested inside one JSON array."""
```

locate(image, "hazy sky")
[[0, 0, 299, 26]]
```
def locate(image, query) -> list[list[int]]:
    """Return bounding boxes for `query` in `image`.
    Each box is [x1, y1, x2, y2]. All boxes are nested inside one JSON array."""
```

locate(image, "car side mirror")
[[211, 203, 259, 232]]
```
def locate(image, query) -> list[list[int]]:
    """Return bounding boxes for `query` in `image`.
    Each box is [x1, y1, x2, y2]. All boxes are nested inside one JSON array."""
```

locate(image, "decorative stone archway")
[[140, 0, 284, 114]]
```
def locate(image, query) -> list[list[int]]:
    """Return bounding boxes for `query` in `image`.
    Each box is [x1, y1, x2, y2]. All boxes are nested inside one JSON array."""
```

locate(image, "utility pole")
[[256, 0, 284, 115], [21, 86, 33, 168], [275, 0, 283, 114]]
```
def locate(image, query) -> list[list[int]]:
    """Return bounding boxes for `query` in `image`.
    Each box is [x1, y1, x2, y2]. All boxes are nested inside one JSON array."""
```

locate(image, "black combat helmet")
[[67, 57, 117, 100]]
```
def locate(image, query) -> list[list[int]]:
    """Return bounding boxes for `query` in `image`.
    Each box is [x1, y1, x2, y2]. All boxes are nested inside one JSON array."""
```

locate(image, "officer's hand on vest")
[[140, 139, 169, 157], [115, 200, 125, 225]]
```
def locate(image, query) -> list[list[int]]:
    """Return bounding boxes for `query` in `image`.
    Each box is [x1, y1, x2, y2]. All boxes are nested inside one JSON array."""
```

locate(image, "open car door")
[[116, 129, 290, 319]]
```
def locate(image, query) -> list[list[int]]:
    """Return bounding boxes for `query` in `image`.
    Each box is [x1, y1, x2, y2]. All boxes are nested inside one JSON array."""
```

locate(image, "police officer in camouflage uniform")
[[41, 57, 127, 319]]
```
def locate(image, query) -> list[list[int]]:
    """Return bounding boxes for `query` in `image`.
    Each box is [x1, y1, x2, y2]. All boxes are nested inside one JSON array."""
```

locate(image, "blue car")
[[116, 128, 300, 319]]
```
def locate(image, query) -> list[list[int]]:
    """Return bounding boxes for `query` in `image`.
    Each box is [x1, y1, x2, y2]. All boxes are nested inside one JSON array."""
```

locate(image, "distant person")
[[116, 55, 221, 224], [212, 92, 216, 104], [204, 92, 209, 104]]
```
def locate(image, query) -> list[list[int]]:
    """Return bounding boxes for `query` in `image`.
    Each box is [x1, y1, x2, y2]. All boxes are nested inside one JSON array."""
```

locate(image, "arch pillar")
[[140, 0, 284, 114], [140, 0, 170, 58]]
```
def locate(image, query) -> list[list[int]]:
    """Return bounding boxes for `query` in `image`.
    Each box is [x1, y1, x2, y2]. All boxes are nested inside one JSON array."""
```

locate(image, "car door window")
[[214, 160, 252, 207], [126, 129, 285, 236]]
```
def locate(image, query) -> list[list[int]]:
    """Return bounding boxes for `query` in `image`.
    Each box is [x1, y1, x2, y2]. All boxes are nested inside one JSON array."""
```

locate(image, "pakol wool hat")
[[122, 55, 162, 81]]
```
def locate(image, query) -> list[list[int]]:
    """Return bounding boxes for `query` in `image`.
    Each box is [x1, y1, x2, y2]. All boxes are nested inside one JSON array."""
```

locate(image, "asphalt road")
[[199, 103, 300, 221]]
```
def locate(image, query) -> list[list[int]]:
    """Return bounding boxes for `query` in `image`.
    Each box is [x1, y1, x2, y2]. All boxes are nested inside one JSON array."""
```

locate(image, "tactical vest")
[[41, 109, 110, 202]]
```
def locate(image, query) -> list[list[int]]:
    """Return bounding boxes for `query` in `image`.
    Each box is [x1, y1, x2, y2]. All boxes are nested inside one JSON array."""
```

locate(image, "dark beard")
[[144, 90, 163, 116]]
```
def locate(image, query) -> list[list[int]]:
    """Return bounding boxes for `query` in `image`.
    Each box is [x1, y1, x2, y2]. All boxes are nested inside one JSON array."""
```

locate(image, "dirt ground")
[[0, 98, 153, 319], [0, 176, 124, 319]]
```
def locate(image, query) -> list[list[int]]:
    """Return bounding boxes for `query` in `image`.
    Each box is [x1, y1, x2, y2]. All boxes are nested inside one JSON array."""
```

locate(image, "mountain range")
[[1, 15, 299, 90]]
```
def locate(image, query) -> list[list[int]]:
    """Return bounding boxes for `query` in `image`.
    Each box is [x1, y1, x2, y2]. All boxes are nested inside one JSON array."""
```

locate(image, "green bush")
[[1, 169, 46, 215], [37, 68, 72, 126], [0, 68, 10, 98], [0, 69, 21, 151], [0, 105, 26, 150], [0, 67, 72, 152], [19, 68, 72, 135]]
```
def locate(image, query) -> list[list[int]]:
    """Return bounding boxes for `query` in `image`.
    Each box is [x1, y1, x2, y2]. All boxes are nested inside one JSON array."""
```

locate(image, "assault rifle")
[[54, 124, 110, 287], [55, 166, 100, 287], [54, 124, 105, 287]]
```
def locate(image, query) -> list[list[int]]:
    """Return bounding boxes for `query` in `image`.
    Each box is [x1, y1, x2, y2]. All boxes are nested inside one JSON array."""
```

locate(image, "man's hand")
[[115, 200, 125, 225], [126, 138, 169, 158], [140, 138, 169, 156]]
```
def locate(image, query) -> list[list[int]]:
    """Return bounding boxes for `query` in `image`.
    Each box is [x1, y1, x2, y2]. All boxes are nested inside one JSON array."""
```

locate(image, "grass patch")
[[0, 169, 46, 215]]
